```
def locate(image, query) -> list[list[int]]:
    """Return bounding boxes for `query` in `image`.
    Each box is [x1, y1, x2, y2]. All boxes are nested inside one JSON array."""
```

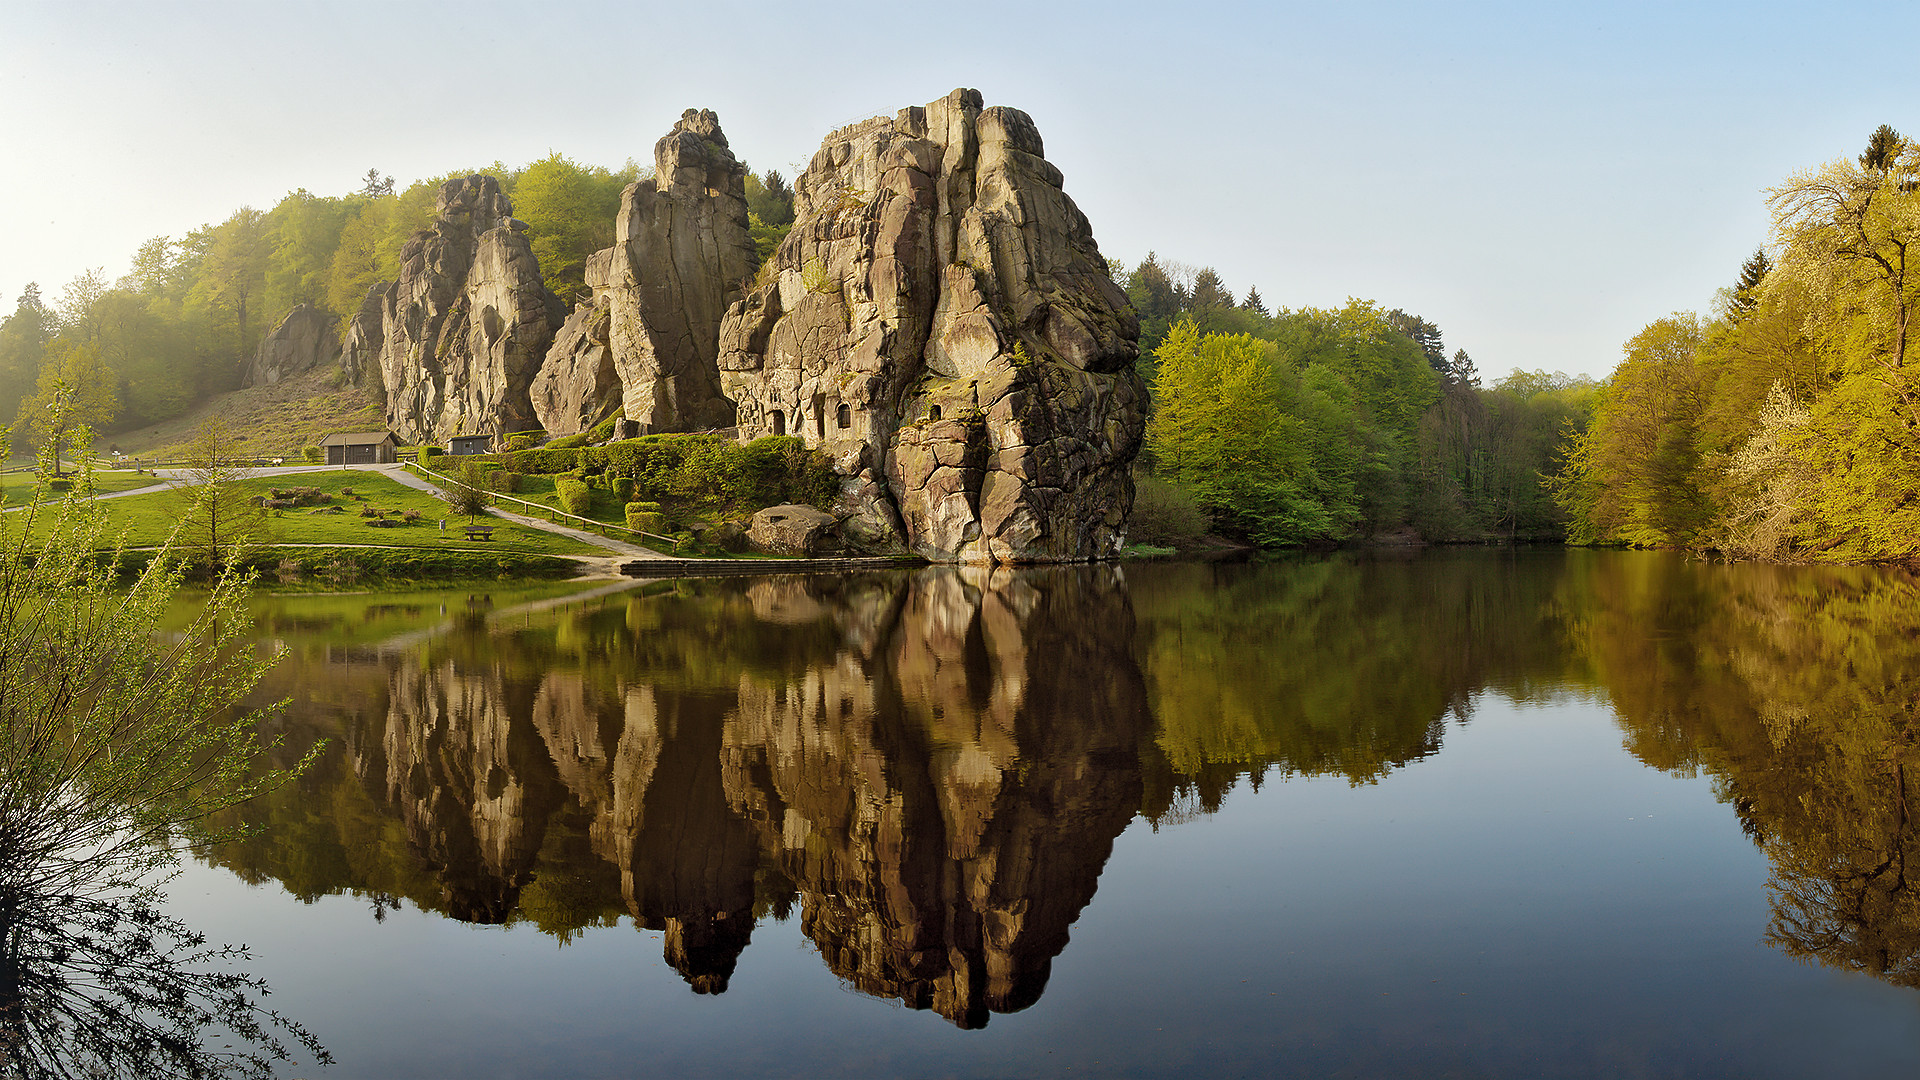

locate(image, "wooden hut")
[[321, 431, 400, 465]]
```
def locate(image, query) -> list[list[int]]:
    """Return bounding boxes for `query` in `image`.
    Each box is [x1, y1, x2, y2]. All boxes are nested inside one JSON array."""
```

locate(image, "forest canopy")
[[1, 156, 798, 447], [1553, 124, 1920, 562]]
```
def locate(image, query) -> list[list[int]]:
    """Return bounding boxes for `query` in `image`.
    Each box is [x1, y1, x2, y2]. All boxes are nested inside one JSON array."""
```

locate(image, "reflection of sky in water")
[[158, 556, 1920, 1078]]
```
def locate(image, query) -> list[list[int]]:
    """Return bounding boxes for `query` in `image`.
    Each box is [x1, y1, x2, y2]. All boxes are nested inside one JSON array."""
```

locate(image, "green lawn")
[[2, 469, 162, 506], [40, 470, 604, 556]]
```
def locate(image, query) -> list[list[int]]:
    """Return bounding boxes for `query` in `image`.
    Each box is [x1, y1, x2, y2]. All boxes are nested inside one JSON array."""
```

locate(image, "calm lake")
[[164, 550, 1920, 1078]]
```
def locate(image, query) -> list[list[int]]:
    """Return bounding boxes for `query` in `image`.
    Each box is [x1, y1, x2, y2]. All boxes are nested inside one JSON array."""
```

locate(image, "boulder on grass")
[[747, 504, 840, 556]]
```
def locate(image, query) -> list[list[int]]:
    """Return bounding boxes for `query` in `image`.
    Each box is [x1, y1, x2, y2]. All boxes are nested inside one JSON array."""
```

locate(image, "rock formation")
[[351, 176, 565, 444], [335, 93, 1144, 560], [746, 503, 841, 555], [531, 110, 754, 437], [716, 89, 1147, 563], [247, 303, 338, 387], [339, 284, 387, 391], [528, 251, 618, 437]]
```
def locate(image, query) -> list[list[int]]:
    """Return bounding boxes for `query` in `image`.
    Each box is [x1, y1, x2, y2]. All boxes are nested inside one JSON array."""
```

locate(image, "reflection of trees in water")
[[201, 550, 1920, 1011], [1131, 551, 1576, 810], [1576, 556, 1920, 988], [0, 882, 327, 1078]]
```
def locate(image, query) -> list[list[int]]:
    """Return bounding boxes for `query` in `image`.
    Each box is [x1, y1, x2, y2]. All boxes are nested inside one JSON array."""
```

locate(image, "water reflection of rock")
[[329, 568, 1149, 1023], [723, 567, 1150, 1028]]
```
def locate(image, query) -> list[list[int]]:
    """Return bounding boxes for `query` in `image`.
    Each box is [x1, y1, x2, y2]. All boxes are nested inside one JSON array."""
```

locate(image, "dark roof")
[[320, 431, 399, 446]]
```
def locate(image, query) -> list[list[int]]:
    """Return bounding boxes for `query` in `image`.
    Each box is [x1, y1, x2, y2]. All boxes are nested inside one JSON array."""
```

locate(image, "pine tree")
[[1242, 287, 1269, 317], [1189, 267, 1232, 310], [1731, 247, 1771, 320], [1861, 125, 1904, 173]]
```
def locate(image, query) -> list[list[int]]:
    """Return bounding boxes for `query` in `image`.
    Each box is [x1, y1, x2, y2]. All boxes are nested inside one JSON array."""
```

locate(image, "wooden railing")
[[401, 459, 681, 554]]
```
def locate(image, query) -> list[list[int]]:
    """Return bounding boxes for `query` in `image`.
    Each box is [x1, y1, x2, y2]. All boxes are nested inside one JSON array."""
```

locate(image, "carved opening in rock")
[[928, 404, 943, 421], [836, 403, 851, 429], [482, 305, 504, 345], [772, 410, 786, 436], [812, 394, 826, 439]]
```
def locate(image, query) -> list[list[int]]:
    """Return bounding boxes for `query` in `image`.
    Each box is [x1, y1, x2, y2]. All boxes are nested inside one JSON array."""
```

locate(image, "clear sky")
[[3, 0, 1916, 381]]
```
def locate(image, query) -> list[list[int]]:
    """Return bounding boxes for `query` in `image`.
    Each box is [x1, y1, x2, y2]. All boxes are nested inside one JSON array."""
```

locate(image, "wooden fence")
[[400, 459, 683, 554]]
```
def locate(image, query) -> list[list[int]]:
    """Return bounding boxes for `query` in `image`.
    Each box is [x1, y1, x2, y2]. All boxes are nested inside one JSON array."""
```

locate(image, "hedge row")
[[465, 434, 837, 510]]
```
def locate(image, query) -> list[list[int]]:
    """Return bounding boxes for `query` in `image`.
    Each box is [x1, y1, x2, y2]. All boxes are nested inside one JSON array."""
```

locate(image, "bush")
[[613, 476, 636, 503], [300, 445, 323, 463], [557, 477, 594, 516], [505, 432, 546, 452], [625, 504, 669, 533], [586, 412, 621, 442], [1129, 475, 1211, 547], [268, 487, 331, 507], [487, 470, 520, 493]]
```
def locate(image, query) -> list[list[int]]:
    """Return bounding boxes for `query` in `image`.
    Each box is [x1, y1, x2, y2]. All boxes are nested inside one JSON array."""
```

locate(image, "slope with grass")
[[104, 369, 385, 462], [52, 470, 600, 557], [3, 469, 156, 506]]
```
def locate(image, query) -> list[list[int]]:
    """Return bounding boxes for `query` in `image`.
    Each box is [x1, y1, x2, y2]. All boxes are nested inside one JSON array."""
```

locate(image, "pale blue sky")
[[3, 0, 1915, 380]]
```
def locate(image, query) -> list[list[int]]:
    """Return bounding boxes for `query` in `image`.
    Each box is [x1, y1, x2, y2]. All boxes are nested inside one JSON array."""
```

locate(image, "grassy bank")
[[33, 470, 601, 557], [2, 469, 158, 506], [129, 545, 587, 589]]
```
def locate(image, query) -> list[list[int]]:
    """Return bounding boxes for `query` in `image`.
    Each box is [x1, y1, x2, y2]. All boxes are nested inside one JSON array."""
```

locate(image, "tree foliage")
[[514, 154, 633, 305], [1555, 125, 1920, 560], [0, 419, 326, 1074]]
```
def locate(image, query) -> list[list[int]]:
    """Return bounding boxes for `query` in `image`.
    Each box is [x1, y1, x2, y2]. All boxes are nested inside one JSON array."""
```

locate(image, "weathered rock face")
[[604, 109, 755, 433], [339, 283, 389, 391], [529, 252, 618, 437], [368, 176, 565, 443], [717, 89, 1146, 564], [247, 303, 338, 387]]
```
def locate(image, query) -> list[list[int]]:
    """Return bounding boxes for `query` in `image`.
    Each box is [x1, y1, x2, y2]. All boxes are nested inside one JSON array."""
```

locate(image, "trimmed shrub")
[[556, 477, 594, 516], [612, 477, 636, 503], [487, 470, 520, 493], [627, 500, 661, 514], [505, 432, 546, 452], [625, 504, 668, 533]]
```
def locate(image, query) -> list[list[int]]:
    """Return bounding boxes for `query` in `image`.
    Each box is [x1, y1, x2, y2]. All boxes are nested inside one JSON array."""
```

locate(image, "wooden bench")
[[462, 524, 496, 541]]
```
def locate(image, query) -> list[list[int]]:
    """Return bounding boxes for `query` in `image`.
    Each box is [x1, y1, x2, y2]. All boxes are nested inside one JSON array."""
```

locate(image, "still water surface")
[[166, 550, 1920, 1077]]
